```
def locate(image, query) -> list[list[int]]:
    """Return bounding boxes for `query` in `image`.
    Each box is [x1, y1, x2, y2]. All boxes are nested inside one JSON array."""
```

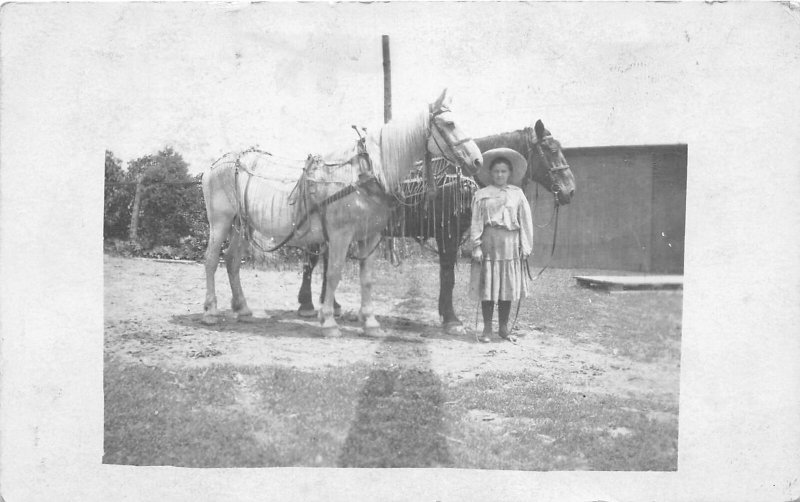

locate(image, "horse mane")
[[474, 128, 529, 154], [373, 108, 429, 194]]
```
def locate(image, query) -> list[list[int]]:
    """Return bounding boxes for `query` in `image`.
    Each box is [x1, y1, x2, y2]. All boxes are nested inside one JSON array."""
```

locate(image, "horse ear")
[[433, 88, 449, 110], [534, 119, 545, 140]]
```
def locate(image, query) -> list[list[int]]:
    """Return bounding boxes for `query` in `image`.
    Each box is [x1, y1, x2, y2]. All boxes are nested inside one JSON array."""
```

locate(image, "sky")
[[87, 1, 791, 175]]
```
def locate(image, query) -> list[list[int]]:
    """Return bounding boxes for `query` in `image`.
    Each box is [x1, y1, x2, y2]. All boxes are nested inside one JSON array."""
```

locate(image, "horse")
[[296, 119, 575, 335], [201, 89, 483, 337]]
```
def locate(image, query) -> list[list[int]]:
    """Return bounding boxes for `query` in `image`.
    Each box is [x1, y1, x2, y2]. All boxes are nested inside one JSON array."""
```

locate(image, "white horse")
[[201, 89, 483, 336]]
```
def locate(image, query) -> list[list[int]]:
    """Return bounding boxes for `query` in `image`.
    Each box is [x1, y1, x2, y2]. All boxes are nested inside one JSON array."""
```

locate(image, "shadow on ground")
[[169, 310, 478, 344], [337, 337, 453, 467]]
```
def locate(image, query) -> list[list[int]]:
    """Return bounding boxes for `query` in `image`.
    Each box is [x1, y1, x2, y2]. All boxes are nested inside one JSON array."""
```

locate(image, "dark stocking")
[[498, 301, 513, 339], [481, 301, 494, 331], [498, 301, 511, 328]]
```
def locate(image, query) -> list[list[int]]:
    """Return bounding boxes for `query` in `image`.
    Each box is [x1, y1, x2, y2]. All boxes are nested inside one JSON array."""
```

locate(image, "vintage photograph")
[[101, 2, 682, 470], [4, 1, 800, 500]]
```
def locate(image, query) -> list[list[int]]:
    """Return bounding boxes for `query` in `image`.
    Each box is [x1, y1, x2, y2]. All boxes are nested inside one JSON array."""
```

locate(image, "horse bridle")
[[427, 106, 474, 172], [526, 128, 570, 198], [423, 106, 474, 201], [522, 126, 570, 278]]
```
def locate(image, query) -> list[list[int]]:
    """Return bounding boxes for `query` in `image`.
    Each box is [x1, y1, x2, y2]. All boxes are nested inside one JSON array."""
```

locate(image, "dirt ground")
[[104, 255, 680, 406]]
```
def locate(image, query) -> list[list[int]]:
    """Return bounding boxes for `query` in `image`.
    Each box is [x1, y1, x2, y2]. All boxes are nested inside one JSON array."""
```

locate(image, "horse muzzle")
[[470, 156, 483, 173], [555, 188, 574, 205], [455, 149, 483, 177]]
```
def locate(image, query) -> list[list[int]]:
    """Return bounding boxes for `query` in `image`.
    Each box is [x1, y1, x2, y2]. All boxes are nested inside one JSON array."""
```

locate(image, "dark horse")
[[296, 119, 575, 334]]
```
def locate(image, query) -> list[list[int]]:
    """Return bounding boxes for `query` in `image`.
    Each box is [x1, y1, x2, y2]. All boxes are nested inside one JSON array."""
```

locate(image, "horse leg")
[[319, 248, 342, 317], [202, 216, 232, 325], [437, 216, 465, 335], [224, 227, 253, 321], [297, 246, 319, 317], [320, 231, 352, 337], [357, 234, 383, 337]]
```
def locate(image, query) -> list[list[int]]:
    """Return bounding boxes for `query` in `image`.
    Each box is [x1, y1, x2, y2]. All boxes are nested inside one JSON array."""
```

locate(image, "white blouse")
[[470, 184, 534, 256]]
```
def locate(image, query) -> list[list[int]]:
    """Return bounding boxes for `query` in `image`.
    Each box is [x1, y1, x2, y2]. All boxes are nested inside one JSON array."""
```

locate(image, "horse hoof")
[[500, 334, 518, 343], [362, 326, 383, 337], [235, 313, 257, 323], [443, 322, 466, 336], [201, 315, 219, 326], [298, 308, 317, 318], [322, 326, 342, 338]]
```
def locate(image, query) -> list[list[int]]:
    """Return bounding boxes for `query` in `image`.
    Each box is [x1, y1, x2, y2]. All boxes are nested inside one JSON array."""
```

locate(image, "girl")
[[470, 148, 533, 343]]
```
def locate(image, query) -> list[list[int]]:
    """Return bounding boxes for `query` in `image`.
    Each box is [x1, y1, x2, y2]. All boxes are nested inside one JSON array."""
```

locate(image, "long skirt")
[[469, 226, 528, 302]]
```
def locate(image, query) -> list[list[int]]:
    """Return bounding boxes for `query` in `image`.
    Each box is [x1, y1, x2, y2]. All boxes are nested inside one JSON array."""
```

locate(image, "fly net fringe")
[[385, 160, 478, 243]]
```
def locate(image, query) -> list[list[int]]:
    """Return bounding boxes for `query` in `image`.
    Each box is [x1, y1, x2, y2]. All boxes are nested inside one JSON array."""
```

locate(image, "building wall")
[[526, 144, 687, 273], [650, 146, 687, 273]]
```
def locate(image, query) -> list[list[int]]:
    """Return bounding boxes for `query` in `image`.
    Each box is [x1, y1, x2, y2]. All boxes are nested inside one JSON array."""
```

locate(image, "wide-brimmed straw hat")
[[477, 148, 528, 187]]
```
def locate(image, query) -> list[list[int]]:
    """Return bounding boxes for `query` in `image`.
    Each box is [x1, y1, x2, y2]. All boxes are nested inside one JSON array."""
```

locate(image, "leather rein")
[[511, 130, 567, 335], [523, 128, 568, 279]]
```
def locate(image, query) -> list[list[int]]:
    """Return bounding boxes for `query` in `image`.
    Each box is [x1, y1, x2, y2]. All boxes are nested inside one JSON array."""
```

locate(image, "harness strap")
[[233, 156, 250, 238], [233, 163, 242, 226], [242, 169, 254, 241], [232, 156, 276, 256], [319, 206, 330, 244], [356, 136, 374, 176], [265, 183, 358, 253], [424, 106, 437, 205], [259, 130, 379, 253]]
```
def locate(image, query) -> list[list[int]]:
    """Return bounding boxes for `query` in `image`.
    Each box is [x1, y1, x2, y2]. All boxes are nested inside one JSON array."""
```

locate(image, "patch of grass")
[[445, 370, 678, 470], [104, 358, 363, 467], [105, 358, 676, 470], [448, 265, 682, 363]]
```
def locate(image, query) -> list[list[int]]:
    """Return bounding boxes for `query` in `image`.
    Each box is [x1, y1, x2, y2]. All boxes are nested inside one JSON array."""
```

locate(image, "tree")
[[104, 150, 134, 239], [129, 147, 203, 248], [179, 172, 209, 257]]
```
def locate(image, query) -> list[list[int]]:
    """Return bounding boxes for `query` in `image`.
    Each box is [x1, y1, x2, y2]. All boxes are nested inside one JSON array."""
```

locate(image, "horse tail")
[[202, 153, 240, 235], [201, 162, 214, 223]]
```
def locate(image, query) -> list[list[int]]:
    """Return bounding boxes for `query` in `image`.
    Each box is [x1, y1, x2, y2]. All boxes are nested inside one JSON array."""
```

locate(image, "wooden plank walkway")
[[574, 275, 683, 291]]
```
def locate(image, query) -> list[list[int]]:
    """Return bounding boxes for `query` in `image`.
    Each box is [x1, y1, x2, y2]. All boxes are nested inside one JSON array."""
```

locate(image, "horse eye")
[[436, 118, 454, 130]]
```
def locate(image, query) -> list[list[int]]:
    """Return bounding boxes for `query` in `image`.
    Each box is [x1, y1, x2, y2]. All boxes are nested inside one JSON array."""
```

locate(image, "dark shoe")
[[498, 324, 517, 342], [478, 326, 492, 343]]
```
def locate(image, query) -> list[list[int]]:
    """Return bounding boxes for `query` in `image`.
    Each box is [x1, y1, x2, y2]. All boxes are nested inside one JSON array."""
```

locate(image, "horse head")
[[526, 120, 575, 205], [427, 89, 483, 177]]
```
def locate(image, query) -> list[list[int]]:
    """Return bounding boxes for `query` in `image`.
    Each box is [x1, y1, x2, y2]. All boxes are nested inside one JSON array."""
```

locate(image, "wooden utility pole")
[[382, 35, 392, 123], [382, 35, 397, 263]]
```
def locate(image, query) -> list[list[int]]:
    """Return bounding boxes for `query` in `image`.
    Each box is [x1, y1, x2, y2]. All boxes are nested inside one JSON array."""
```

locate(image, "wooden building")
[[527, 144, 687, 274]]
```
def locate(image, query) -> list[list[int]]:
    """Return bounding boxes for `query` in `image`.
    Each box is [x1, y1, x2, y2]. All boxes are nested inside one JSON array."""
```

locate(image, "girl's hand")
[[472, 247, 483, 262]]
